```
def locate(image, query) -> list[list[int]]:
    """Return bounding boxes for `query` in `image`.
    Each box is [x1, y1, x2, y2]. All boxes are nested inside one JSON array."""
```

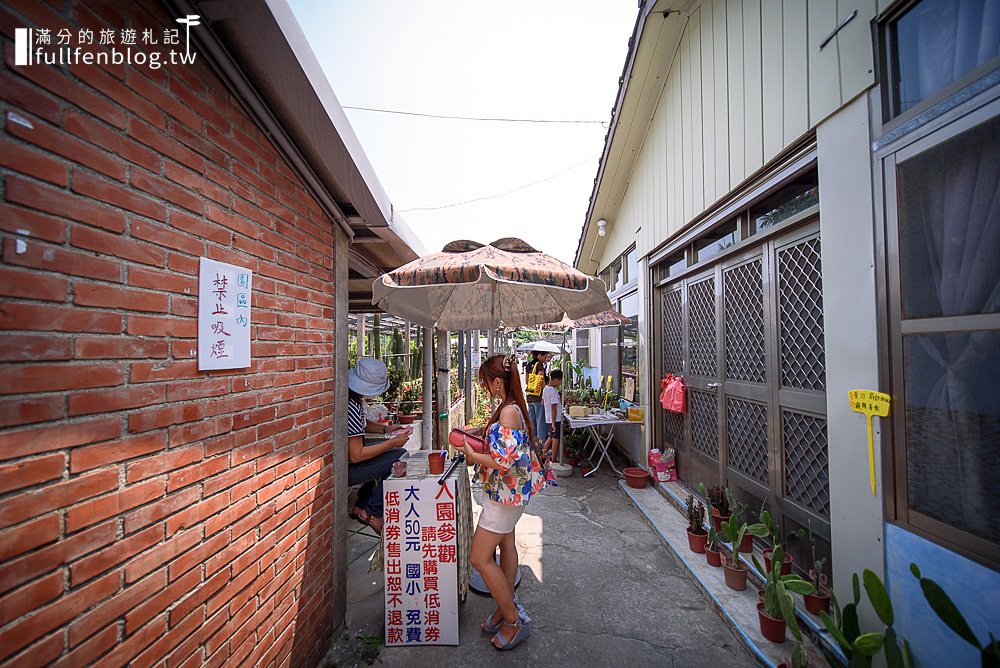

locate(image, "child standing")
[[541, 370, 563, 462]]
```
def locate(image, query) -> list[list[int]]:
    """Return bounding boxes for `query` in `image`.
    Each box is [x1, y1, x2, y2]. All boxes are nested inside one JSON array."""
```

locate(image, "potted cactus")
[[752, 545, 816, 643], [685, 495, 708, 553], [699, 482, 732, 532], [705, 527, 722, 567], [759, 503, 804, 575], [803, 522, 830, 615], [720, 516, 768, 591], [398, 383, 420, 424]]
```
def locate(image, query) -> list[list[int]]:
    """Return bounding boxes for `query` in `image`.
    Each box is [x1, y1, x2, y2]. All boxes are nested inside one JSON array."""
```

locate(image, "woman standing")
[[347, 358, 410, 535], [459, 354, 545, 650], [523, 350, 552, 448]]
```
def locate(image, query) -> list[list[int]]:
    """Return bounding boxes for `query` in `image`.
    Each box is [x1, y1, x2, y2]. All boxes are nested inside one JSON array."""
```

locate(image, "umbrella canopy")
[[372, 238, 611, 330], [542, 309, 632, 331], [515, 340, 562, 353]]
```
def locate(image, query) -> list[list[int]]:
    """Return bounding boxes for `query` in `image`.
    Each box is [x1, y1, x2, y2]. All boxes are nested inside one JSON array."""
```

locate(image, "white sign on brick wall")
[[197, 257, 252, 370], [383, 477, 459, 646]]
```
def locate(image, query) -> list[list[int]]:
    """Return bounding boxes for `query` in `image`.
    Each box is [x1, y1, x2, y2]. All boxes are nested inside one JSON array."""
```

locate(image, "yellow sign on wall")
[[848, 389, 891, 497]]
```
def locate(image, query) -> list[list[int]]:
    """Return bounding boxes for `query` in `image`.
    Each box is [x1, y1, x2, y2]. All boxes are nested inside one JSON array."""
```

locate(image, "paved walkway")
[[334, 467, 754, 667]]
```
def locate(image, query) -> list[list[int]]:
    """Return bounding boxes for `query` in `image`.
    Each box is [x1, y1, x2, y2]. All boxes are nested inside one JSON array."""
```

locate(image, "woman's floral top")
[[479, 421, 545, 506]]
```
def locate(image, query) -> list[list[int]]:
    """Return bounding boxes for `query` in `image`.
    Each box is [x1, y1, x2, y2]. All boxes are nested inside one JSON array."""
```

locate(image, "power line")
[[343, 105, 607, 125], [398, 152, 601, 213]]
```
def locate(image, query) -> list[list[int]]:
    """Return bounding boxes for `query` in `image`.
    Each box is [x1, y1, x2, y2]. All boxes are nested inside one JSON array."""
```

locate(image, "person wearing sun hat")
[[347, 358, 410, 535]]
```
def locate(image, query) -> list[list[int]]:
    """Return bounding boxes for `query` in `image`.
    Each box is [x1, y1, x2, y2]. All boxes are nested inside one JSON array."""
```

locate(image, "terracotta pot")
[[398, 414, 416, 425], [705, 547, 722, 567], [711, 507, 731, 532], [428, 453, 445, 475], [763, 549, 793, 576], [579, 464, 593, 475], [722, 561, 748, 591], [757, 602, 787, 643], [686, 528, 708, 553], [804, 590, 831, 615], [739, 532, 754, 554], [623, 467, 649, 489]]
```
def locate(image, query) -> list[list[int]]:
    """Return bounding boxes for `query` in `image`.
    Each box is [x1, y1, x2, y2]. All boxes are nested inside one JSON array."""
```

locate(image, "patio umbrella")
[[543, 309, 632, 331], [371, 238, 611, 331], [515, 340, 562, 353]]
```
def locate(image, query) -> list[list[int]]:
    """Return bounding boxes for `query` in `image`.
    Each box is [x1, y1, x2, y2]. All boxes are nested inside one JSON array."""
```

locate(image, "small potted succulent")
[[803, 522, 830, 615], [705, 526, 722, 567], [685, 495, 708, 553], [752, 545, 815, 644], [720, 516, 768, 591]]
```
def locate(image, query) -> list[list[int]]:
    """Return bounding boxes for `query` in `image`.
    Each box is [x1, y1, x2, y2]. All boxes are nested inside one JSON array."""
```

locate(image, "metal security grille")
[[654, 215, 828, 554], [727, 398, 769, 483], [783, 411, 830, 516], [690, 389, 719, 458], [661, 289, 683, 375], [724, 260, 766, 382], [778, 238, 826, 391], [689, 278, 717, 377], [663, 410, 684, 450]]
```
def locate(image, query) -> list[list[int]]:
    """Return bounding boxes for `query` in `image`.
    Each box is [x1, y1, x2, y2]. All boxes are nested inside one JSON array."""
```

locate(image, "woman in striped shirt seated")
[[347, 358, 410, 535]]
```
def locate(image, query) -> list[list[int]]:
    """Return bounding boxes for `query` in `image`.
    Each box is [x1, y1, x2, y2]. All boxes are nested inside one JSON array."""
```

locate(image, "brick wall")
[[0, 1, 337, 666]]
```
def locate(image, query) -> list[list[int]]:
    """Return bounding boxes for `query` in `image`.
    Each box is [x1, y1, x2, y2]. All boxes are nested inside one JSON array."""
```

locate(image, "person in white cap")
[[347, 358, 410, 535]]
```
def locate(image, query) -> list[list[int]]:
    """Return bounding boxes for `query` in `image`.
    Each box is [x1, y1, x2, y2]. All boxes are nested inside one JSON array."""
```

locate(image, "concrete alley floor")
[[332, 466, 755, 667]]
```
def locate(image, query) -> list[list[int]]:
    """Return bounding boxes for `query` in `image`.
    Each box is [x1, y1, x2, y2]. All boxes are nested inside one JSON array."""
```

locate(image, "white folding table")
[[565, 413, 640, 478]]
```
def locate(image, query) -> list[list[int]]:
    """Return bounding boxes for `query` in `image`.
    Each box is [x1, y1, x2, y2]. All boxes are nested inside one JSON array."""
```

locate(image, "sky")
[[286, 0, 638, 264]]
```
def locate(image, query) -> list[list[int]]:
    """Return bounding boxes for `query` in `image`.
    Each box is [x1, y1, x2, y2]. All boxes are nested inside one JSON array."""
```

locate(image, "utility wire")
[[343, 105, 607, 125], [398, 152, 601, 213]]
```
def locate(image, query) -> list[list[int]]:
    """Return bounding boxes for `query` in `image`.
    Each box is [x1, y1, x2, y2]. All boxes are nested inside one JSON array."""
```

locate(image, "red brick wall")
[[0, 1, 337, 666]]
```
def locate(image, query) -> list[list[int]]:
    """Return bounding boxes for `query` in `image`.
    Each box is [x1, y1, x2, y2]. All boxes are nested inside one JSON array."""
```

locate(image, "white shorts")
[[478, 497, 525, 534]]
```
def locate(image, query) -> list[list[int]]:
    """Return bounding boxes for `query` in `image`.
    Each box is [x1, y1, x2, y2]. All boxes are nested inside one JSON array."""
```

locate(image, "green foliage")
[[409, 338, 423, 380], [385, 365, 406, 404], [399, 381, 421, 414], [707, 527, 720, 552], [697, 482, 730, 515], [753, 545, 815, 620], [863, 569, 894, 626], [910, 563, 1000, 666], [389, 326, 407, 372], [758, 502, 805, 551], [821, 569, 909, 668], [561, 429, 588, 458], [720, 516, 767, 566]]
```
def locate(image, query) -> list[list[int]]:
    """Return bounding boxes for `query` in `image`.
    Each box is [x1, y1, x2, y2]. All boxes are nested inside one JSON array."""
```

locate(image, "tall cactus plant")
[[409, 338, 423, 381], [820, 570, 912, 668], [390, 326, 406, 371]]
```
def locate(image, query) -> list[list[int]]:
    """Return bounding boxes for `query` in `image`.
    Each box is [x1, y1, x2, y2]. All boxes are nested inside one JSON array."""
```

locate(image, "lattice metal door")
[[654, 221, 829, 563]]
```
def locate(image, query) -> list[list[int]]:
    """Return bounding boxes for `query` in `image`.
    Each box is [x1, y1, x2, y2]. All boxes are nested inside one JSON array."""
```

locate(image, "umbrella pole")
[[422, 326, 434, 451], [559, 330, 567, 465]]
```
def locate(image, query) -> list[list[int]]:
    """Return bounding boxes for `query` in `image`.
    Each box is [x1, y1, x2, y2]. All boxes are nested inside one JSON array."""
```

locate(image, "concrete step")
[[618, 480, 836, 668]]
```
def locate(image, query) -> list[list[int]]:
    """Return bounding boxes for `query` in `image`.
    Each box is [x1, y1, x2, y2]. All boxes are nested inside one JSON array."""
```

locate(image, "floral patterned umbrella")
[[372, 238, 611, 330], [542, 309, 632, 331]]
